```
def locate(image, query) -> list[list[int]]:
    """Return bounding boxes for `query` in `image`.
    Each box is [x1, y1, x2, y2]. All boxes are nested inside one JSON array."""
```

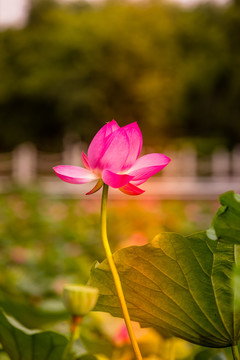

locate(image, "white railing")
[[0, 142, 239, 199]]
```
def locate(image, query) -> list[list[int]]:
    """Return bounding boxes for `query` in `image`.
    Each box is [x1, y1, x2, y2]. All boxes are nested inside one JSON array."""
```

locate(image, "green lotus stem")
[[62, 315, 82, 360], [232, 345, 240, 360], [101, 183, 143, 360]]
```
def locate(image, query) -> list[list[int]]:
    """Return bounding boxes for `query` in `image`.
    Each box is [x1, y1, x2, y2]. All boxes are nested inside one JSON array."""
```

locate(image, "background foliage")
[[0, 0, 240, 151]]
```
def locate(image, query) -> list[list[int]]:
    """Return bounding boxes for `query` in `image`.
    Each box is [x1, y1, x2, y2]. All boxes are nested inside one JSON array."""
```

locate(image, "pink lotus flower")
[[53, 120, 170, 195]]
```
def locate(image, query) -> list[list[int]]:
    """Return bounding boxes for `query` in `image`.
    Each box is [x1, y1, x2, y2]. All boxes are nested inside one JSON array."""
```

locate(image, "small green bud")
[[63, 284, 99, 316]]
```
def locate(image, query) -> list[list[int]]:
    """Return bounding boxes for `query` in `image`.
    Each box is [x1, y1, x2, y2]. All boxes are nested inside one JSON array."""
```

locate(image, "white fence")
[[0, 142, 239, 199]]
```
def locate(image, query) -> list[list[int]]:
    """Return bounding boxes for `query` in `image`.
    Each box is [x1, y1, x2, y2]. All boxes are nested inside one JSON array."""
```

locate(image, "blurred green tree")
[[0, 0, 239, 151]]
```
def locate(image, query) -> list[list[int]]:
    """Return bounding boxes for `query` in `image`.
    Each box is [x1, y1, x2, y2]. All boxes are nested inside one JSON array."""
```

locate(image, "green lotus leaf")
[[89, 191, 240, 348], [211, 191, 240, 244], [0, 308, 70, 360]]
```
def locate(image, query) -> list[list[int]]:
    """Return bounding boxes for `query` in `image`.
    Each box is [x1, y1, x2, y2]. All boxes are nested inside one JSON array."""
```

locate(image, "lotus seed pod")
[[63, 284, 99, 316]]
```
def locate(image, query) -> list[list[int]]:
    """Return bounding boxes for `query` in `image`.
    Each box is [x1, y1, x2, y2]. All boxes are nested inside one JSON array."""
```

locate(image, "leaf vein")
[[128, 252, 188, 290], [168, 236, 230, 340], [121, 272, 227, 343], [211, 249, 232, 339]]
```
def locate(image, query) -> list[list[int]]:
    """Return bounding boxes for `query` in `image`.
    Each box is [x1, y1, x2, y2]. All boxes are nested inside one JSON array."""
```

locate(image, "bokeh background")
[[0, 0, 240, 151], [0, 0, 240, 359]]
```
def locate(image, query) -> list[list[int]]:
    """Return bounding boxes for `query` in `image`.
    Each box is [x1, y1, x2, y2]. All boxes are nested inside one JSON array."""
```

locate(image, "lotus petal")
[[128, 153, 171, 183], [102, 169, 134, 188], [81, 151, 91, 170], [121, 122, 143, 170], [120, 183, 145, 195], [53, 165, 97, 184], [88, 120, 119, 170], [97, 128, 131, 173]]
